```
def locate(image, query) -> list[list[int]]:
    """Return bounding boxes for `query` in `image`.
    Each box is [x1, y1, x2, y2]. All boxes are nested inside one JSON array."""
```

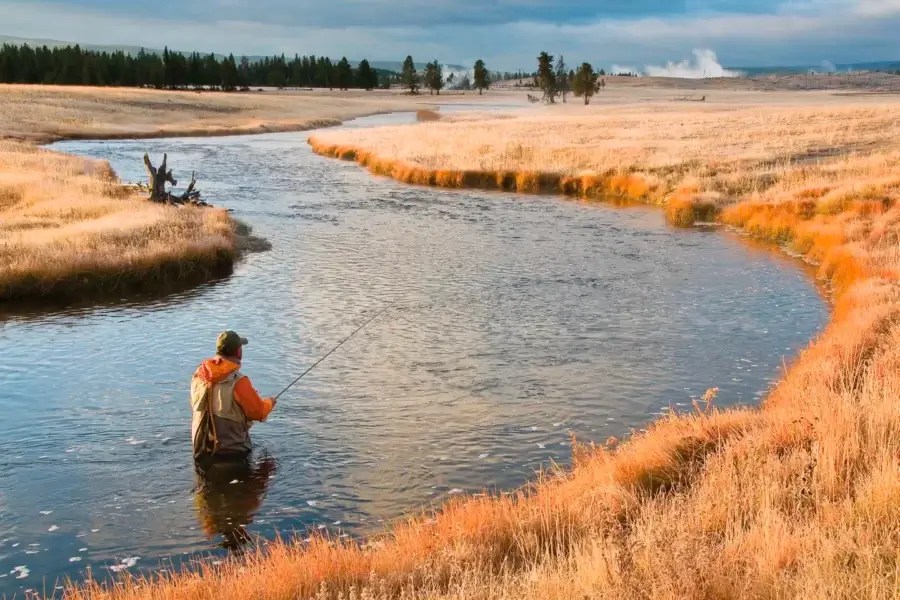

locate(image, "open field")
[[64, 91, 900, 597], [309, 91, 900, 230], [0, 85, 430, 302], [0, 85, 429, 144]]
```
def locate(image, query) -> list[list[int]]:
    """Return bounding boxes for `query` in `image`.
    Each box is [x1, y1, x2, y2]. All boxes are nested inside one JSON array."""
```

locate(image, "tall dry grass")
[[0, 140, 237, 301], [309, 99, 900, 226], [67, 96, 900, 598]]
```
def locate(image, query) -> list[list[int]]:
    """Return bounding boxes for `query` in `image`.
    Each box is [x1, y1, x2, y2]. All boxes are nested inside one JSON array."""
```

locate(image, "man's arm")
[[233, 376, 275, 422]]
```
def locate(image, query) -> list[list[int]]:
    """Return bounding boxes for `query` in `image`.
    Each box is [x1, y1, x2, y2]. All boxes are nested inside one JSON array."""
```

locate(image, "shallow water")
[[0, 112, 828, 595]]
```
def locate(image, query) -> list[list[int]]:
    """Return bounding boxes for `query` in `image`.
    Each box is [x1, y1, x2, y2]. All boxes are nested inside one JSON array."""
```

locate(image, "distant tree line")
[[0, 43, 387, 90]]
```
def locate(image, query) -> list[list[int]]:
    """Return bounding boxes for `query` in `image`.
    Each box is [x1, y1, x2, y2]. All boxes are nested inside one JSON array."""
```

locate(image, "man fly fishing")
[[190, 331, 277, 462], [189, 301, 397, 463]]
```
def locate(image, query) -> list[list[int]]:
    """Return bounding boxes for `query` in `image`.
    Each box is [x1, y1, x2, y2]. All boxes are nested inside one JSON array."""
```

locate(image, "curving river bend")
[[0, 111, 828, 595]]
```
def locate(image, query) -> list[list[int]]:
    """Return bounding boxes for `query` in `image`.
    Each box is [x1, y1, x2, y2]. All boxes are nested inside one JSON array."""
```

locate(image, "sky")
[[1, 0, 898, 71]]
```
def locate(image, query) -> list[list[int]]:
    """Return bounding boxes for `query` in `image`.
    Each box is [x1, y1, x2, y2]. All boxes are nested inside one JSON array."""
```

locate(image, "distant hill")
[[0, 34, 163, 56]]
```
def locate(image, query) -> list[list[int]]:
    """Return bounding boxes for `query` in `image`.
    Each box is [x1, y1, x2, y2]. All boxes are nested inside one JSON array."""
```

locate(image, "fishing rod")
[[273, 298, 399, 401]]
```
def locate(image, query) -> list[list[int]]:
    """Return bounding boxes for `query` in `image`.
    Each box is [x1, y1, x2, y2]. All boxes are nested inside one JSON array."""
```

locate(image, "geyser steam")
[[643, 49, 741, 79]]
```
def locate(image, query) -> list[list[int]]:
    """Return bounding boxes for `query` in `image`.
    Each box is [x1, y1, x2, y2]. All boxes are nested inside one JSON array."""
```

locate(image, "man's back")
[[190, 331, 275, 460]]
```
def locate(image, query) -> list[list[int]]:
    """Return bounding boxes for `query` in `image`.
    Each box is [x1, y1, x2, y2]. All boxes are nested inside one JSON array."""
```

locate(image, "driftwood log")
[[142, 153, 207, 206]]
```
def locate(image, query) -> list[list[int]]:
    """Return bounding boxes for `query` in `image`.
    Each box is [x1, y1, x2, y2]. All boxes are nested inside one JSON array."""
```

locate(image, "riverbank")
[[68, 92, 899, 597], [0, 85, 428, 302]]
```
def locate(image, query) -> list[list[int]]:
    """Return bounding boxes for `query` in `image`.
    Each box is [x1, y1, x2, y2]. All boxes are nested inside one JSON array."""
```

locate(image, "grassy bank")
[[0, 140, 238, 301], [309, 97, 900, 226], [67, 94, 900, 598], [0, 85, 427, 302]]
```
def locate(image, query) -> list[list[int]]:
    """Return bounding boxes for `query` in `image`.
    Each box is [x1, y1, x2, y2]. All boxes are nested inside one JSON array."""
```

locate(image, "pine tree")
[[555, 55, 569, 103], [537, 51, 556, 103], [572, 62, 600, 105], [221, 54, 239, 91], [401, 55, 418, 94], [473, 59, 489, 95], [336, 57, 353, 90], [356, 59, 377, 91], [424, 60, 443, 95], [238, 56, 251, 90]]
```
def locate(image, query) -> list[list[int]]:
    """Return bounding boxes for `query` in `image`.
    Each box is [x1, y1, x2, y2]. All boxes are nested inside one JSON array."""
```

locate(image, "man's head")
[[216, 330, 248, 359]]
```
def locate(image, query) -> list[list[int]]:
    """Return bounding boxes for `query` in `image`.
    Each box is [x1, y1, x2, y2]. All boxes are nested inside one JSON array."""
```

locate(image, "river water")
[[0, 112, 828, 595]]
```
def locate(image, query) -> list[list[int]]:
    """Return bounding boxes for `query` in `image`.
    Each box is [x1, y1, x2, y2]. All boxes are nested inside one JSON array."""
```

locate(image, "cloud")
[[0, 0, 898, 70]]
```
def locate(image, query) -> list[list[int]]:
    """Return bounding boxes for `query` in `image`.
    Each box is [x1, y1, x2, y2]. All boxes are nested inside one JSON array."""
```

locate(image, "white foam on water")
[[553, 422, 562, 427], [25, 550, 39, 555], [332, 521, 342, 525], [306, 500, 318, 507], [12, 566, 29, 579], [317, 524, 326, 530], [229, 480, 240, 484], [536, 443, 546, 449], [79, 547, 88, 552], [109, 557, 140, 572], [11, 543, 19, 548], [478, 453, 489, 459], [530, 426, 538, 431], [448, 488, 463, 495], [125, 437, 146, 446], [90, 529, 100, 533], [69, 557, 82, 562], [48, 525, 59, 532], [39, 511, 53, 515]]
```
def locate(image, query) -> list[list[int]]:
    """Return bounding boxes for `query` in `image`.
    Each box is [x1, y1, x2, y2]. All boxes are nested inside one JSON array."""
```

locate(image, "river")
[[0, 111, 828, 595]]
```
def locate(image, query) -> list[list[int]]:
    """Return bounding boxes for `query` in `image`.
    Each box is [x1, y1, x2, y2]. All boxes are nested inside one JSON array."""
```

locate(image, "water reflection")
[[194, 453, 278, 552]]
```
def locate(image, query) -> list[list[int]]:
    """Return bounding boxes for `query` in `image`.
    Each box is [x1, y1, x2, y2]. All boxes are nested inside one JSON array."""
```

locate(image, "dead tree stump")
[[142, 153, 207, 206], [144, 153, 177, 202]]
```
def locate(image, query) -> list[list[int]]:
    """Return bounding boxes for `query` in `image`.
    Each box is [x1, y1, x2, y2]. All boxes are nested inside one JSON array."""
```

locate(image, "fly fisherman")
[[190, 331, 277, 462]]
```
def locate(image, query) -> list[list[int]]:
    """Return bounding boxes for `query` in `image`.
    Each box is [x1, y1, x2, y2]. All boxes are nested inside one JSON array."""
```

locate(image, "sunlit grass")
[[0, 140, 237, 301], [0, 84, 425, 143], [0, 85, 429, 301], [67, 94, 900, 598]]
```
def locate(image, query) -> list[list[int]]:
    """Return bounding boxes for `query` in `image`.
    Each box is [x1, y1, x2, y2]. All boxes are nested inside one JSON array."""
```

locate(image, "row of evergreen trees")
[[0, 44, 387, 90]]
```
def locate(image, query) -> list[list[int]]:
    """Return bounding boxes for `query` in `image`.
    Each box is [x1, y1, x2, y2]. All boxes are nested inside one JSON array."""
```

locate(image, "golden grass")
[[0, 85, 429, 301], [309, 97, 900, 226], [0, 85, 427, 144], [0, 140, 237, 301], [68, 94, 900, 598]]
